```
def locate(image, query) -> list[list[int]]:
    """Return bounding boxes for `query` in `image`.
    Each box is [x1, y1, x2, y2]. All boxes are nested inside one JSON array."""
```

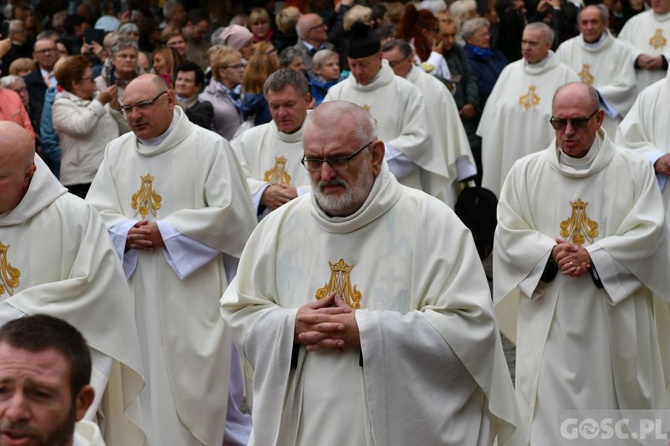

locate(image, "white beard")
[[312, 160, 373, 217]]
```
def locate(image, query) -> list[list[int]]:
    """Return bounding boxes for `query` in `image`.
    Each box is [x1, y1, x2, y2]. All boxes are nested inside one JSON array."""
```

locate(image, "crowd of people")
[[1, 0, 670, 445]]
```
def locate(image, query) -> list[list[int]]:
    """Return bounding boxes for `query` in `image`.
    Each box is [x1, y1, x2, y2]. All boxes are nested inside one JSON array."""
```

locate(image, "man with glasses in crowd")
[[494, 82, 670, 445], [293, 13, 334, 79], [86, 73, 257, 446], [24, 33, 59, 124], [222, 100, 519, 446]]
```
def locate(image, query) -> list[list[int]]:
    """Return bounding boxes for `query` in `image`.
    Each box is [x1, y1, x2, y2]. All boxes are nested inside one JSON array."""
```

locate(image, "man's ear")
[[370, 140, 385, 176], [74, 385, 95, 421]]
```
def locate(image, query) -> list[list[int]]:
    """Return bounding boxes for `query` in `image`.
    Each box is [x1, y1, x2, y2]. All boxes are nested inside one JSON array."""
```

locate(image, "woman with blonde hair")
[[151, 46, 183, 88], [199, 46, 244, 140], [8, 57, 36, 76], [249, 8, 274, 43], [241, 41, 280, 126]]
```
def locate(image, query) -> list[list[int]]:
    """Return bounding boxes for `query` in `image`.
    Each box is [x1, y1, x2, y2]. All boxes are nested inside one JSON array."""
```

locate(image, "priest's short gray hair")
[[524, 22, 554, 45], [263, 68, 309, 96], [307, 101, 377, 147]]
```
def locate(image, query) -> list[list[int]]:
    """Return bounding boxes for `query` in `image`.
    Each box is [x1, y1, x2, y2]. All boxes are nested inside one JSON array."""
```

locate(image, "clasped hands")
[[295, 292, 360, 353], [125, 220, 165, 251], [552, 238, 592, 277]]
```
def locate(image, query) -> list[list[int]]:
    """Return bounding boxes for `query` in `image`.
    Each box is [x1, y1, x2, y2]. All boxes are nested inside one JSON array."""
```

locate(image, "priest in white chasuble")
[[494, 82, 670, 446], [556, 5, 637, 136], [618, 0, 670, 91], [0, 121, 145, 446], [221, 101, 519, 446], [478, 22, 579, 197], [381, 39, 476, 208], [616, 67, 670, 222], [86, 74, 257, 446], [323, 23, 442, 199], [232, 69, 312, 219]]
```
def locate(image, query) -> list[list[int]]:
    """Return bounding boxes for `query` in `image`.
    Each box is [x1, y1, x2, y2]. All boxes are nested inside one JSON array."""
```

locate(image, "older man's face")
[[579, 7, 607, 43], [32, 39, 58, 71], [267, 85, 310, 134], [551, 85, 603, 158], [304, 120, 382, 217], [122, 76, 175, 140], [348, 53, 383, 86]]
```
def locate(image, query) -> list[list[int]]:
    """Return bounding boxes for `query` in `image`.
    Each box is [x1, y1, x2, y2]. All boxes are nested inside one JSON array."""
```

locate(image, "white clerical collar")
[[583, 32, 607, 49], [559, 140, 599, 169], [137, 110, 179, 146], [525, 51, 552, 68]]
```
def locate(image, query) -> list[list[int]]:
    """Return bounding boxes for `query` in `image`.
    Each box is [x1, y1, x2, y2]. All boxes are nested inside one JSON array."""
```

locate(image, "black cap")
[[347, 22, 380, 59]]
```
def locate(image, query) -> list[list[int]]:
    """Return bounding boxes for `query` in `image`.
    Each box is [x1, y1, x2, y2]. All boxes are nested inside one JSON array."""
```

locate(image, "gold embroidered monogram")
[[559, 199, 599, 245], [263, 156, 292, 185], [578, 64, 594, 85], [518, 85, 540, 110], [315, 259, 362, 309], [0, 242, 20, 297], [650, 29, 667, 50], [131, 173, 162, 219]]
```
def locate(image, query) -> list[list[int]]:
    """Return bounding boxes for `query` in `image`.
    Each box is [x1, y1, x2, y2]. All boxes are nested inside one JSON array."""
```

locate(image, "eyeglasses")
[[224, 63, 245, 70], [34, 48, 57, 55], [386, 57, 410, 68], [12, 87, 27, 93], [301, 141, 374, 172], [309, 22, 326, 31], [79, 76, 95, 82], [549, 109, 599, 130], [119, 91, 167, 115]]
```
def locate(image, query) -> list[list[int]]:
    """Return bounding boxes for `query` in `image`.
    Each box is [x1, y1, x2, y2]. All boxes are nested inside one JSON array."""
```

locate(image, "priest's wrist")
[[541, 245, 559, 283]]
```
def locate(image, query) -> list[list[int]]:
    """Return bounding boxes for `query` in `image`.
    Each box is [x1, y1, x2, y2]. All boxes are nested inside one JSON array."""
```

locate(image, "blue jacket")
[[463, 44, 508, 107], [40, 86, 61, 178]]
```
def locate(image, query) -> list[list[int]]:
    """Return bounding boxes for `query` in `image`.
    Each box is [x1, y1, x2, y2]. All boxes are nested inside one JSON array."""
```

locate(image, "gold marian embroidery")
[[131, 173, 162, 219], [263, 156, 292, 185], [315, 259, 363, 309], [518, 85, 540, 110], [0, 242, 20, 297], [559, 199, 599, 246], [650, 29, 667, 50], [578, 64, 594, 85]]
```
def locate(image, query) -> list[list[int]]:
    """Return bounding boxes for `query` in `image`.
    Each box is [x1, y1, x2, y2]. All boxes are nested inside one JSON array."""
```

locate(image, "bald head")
[[123, 73, 169, 101], [296, 13, 328, 46], [0, 122, 35, 167], [552, 82, 600, 111], [0, 122, 37, 213]]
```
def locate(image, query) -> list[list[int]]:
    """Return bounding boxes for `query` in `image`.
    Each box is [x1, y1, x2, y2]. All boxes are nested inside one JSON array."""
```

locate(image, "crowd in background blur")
[[0, 0, 656, 186]]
